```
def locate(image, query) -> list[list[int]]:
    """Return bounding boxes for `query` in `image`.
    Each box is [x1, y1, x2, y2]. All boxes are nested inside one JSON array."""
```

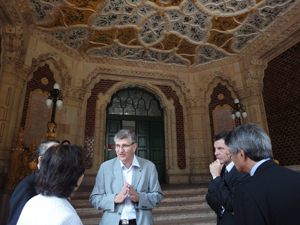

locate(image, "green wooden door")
[[150, 121, 165, 183], [105, 120, 121, 160], [135, 122, 149, 159], [136, 121, 165, 183]]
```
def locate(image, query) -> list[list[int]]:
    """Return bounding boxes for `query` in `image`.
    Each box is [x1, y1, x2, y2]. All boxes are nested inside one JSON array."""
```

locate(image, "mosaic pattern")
[[24, 0, 297, 67]]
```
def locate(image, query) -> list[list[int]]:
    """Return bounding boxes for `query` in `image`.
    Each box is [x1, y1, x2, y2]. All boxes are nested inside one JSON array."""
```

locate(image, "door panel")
[[106, 120, 121, 160], [150, 121, 165, 183], [136, 122, 149, 159]]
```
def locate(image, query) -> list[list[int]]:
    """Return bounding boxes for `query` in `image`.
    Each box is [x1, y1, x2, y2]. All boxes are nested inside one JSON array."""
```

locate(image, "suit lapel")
[[131, 156, 143, 189], [225, 166, 237, 183], [113, 158, 124, 187]]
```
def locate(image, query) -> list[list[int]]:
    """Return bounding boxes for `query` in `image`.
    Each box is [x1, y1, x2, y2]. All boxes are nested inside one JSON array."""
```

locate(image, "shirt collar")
[[226, 161, 234, 172], [119, 154, 140, 169], [250, 158, 271, 176]]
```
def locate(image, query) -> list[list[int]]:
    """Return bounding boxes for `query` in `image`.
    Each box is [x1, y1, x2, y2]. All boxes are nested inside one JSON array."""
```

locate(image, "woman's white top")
[[17, 194, 83, 225]]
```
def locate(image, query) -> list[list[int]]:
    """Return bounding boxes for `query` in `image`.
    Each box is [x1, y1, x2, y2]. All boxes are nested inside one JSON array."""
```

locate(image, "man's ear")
[[37, 156, 42, 169], [238, 150, 246, 161]]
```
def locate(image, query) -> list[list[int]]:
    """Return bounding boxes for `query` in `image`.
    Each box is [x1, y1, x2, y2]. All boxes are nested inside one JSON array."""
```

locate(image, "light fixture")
[[46, 83, 63, 134], [231, 98, 247, 125]]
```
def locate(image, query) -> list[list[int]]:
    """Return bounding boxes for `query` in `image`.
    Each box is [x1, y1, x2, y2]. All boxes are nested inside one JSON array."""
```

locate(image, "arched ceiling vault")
[[17, 0, 297, 67]]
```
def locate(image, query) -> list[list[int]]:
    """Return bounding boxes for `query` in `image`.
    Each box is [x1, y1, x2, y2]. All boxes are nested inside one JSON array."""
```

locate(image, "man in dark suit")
[[6, 139, 59, 225], [225, 123, 300, 225], [206, 131, 249, 225]]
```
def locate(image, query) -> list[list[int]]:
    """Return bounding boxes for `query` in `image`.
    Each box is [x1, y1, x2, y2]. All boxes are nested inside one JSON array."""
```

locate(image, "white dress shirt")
[[120, 155, 140, 220], [250, 158, 270, 176]]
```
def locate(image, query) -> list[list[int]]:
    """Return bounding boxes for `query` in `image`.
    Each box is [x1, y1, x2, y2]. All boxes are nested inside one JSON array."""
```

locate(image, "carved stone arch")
[[28, 52, 70, 88], [204, 72, 238, 102], [84, 67, 189, 97], [85, 75, 184, 174], [103, 80, 171, 111]]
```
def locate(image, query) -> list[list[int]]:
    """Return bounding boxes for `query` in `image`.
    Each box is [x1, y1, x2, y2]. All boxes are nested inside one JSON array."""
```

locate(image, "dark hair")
[[35, 140, 60, 164], [213, 130, 229, 142], [61, 140, 70, 145], [114, 129, 136, 143], [35, 144, 85, 198], [225, 123, 273, 161]]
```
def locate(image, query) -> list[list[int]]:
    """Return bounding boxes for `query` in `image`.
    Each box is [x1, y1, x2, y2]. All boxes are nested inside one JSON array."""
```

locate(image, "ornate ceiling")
[[20, 0, 296, 67]]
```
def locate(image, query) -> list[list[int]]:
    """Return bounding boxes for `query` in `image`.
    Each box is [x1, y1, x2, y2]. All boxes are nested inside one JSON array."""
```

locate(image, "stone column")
[[186, 98, 212, 184], [238, 59, 268, 132], [58, 85, 85, 145], [0, 61, 29, 188]]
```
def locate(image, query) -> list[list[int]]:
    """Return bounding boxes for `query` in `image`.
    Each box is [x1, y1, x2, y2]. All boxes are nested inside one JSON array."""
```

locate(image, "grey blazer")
[[89, 156, 163, 225]]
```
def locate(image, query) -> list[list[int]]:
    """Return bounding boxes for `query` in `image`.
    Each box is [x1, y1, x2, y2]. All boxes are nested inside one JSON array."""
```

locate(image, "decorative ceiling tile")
[[117, 13, 141, 25], [116, 28, 137, 45], [68, 28, 89, 40], [66, 0, 102, 9], [166, 11, 182, 21], [50, 30, 68, 41], [102, 0, 127, 14], [211, 14, 248, 31], [90, 30, 116, 45], [191, 12, 209, 29], [61, 8, 94, 26], [94, 14, 120, 27], [189, 26, 205, 42], [22, 0, 298, 67], [208, 31, 233, 48], [161, 34, 181, 50], [66, 40, 84, 50], [29, 0, 55, 22]]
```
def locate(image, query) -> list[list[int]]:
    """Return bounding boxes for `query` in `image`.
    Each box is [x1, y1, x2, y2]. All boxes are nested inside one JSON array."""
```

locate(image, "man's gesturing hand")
[[114, 183, 128, 203], [125, 182, 139, 202]]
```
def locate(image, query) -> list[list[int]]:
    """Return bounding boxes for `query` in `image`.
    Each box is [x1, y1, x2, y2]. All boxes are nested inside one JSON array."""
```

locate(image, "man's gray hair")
[[35, 140, 60, 163], [225, 123, 273, 162], [114, 129, 136, 144]]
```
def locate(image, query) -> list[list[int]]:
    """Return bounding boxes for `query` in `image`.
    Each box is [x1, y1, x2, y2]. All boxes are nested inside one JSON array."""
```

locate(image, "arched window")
[[108, 89, 162, 117]]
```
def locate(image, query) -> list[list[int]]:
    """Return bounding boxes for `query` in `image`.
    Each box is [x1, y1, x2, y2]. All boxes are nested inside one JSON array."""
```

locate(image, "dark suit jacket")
[[206, 165, 249, 225], [7, 171, 37, 225], [234, 160, 300, 225]]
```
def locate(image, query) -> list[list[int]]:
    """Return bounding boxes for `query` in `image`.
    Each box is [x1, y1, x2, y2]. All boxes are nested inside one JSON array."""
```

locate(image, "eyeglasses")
[[115, 143, 135, 150]]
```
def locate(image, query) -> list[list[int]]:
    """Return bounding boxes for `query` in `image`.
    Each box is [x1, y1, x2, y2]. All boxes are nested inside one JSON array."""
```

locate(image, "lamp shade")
[[231, 114, 236, 120], [242, 111, 247, 118], [53, 83, 60, 90], [46, 98, 53, 109], [235, 111, 241, 118], [56, 100, 63, 109], [234, 98, 239, 104]]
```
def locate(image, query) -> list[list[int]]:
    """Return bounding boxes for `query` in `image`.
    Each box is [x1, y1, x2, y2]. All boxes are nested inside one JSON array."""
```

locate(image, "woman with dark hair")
[[17, 144, 85, 225]]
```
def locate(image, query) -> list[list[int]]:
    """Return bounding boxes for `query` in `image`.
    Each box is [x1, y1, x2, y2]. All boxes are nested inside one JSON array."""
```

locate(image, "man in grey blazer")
[[90, 129, 163, 225]]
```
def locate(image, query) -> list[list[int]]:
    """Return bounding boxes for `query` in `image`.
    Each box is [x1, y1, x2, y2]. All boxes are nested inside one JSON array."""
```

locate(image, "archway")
[[105, 88, 165, 183]]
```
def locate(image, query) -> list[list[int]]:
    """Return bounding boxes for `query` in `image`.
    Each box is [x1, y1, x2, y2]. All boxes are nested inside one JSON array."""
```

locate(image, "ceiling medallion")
[[23, 0, 297, 67]]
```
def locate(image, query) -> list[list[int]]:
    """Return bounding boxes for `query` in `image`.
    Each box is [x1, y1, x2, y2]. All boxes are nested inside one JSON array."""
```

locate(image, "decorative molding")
[[62, 85, 86, 102], [84, 67, 189, 96], [30, 52, 70, 88], [200, 71, 236, 95]]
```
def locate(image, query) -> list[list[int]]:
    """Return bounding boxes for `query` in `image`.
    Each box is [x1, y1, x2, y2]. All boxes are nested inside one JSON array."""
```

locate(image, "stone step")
[[153, 208, 215, 221], [71, 184, 216, 225], [154, 217, 217, 225], [78, 209, 216, 225], [74, 200, 211, 217]]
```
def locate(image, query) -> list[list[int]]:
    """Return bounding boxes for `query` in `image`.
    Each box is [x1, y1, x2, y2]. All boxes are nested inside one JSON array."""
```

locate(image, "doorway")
[[105, 88, 165, 183]]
